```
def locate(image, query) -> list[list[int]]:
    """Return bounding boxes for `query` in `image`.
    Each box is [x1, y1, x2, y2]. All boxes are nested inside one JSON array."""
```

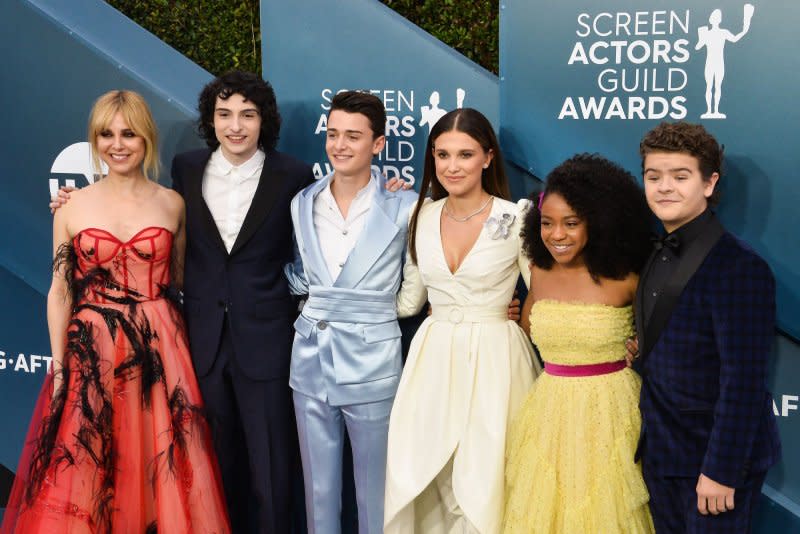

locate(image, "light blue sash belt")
[[303, 285, 397, 323]]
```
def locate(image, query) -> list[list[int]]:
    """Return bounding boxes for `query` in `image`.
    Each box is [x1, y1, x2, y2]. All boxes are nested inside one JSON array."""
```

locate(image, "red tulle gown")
[[1, 226, 230, 534]]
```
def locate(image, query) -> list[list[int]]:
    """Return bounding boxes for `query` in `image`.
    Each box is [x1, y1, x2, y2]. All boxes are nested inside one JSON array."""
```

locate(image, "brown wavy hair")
[[639, 121, 723, 206]]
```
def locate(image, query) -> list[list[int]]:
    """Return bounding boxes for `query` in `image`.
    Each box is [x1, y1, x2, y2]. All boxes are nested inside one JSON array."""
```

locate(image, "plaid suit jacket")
[[638, 232, 781, 487]]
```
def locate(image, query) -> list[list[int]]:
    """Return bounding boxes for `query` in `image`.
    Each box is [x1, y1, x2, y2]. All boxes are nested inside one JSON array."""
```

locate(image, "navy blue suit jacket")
[[637, 231, 781, 487], [171, 148, 314, 380]]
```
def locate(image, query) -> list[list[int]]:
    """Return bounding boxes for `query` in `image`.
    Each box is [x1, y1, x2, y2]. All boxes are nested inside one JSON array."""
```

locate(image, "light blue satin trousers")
[[293, 391, 393, 534]]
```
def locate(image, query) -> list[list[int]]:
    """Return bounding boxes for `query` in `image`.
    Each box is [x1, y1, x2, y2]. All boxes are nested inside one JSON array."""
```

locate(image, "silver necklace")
[[443, 196, 492, 222]]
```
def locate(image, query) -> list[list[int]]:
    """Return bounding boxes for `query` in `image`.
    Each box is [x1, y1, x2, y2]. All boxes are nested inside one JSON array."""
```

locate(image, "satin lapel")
[[185, 151, 227, 255], [635, 249, 658, 357], [298, 176, 334, 287], [641, 216, 725, 359], [230, 150, 285, 256], [335, 185, 401, 288]]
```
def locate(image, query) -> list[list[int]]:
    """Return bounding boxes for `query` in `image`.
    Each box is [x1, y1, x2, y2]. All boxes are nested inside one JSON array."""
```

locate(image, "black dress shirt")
[[642, 209, 714, 325]]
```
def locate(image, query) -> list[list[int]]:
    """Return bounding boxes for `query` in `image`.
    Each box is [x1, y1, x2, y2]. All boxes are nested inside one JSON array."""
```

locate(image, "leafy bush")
[[106, 1, 498, 75], [380, 0, 498, 73], [107, 0, 261, 75]]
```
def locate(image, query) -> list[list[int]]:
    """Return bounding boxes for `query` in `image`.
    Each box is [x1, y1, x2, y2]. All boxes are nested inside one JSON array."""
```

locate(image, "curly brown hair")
[[197, 70, 281, 151], [639, 121, 723, 206]]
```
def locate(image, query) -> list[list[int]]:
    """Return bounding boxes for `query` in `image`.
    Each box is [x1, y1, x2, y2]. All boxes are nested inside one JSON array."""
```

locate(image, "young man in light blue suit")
[[284, 91, 417, 534]]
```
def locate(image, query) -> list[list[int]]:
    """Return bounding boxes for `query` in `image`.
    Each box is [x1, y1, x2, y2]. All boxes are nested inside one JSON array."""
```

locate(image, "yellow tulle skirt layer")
[[503, 368, 654, 534]]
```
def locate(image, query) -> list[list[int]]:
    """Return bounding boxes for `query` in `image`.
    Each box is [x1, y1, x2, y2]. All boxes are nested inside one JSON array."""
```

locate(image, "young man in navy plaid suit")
[[633, 122, 780, 533]]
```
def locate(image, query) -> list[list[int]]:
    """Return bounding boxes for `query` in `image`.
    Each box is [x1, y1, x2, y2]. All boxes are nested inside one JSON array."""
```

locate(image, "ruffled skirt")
[[503, 368, 653, 534]]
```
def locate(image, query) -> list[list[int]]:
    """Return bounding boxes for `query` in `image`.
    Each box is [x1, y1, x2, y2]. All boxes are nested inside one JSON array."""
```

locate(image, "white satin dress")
[[384, 197, 541, 533]]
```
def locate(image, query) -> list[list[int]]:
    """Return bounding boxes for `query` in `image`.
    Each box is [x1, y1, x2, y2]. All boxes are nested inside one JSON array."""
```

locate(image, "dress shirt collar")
[[664, 208, 714, 256], [208, 147, 265, 179], [320, 173, 378, 209]]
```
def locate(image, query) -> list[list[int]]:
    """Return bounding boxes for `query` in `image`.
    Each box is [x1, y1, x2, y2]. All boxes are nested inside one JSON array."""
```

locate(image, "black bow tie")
[[652, 233, 680, 252]]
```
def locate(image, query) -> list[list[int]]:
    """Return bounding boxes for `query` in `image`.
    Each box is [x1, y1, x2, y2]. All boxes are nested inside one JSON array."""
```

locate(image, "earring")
[[483, 163, 489, 169]]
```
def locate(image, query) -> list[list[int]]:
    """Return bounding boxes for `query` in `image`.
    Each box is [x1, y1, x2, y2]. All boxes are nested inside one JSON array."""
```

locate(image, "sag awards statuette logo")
[[313, 88, 466, 182], [696, 4, 755, 119], [558, 4, 755, 121]]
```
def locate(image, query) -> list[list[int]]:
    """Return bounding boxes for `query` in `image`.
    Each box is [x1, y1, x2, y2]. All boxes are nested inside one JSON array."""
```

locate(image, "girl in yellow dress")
[[503, 154, 655, 533]]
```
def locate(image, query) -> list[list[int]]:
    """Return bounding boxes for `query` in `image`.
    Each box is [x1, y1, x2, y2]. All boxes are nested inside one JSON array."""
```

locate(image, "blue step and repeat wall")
[[261, 0, 508, 192], [499, 0, 800, 524], [1, 0, 798, 530]]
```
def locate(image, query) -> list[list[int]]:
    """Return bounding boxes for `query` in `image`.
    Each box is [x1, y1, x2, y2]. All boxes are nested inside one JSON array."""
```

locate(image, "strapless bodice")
[[72, 226, 173, 303], [530, 300, 634, 366]]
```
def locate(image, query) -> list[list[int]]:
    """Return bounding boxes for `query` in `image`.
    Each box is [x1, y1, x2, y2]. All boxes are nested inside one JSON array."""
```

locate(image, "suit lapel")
[[184, 150, 227, 255], [335, 179, 401, 289], [635, 249, 658, 356], [640, 215, 725, 359], [298, 176, 334, 287], [229, 150, 285, 256]]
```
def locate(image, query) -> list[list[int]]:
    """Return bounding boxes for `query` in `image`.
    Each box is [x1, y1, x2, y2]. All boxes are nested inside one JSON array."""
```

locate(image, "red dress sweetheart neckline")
[[73, 225, 173, 245]]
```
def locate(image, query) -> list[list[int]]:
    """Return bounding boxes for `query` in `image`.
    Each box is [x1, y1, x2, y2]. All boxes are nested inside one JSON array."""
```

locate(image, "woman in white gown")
[[384, 108, 541, 533]]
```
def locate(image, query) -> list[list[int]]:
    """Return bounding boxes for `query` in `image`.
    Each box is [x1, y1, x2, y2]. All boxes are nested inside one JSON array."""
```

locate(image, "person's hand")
[[385, 177, 414, 192], [49, 186, 76, 214], [507, 293, 521, 322], [696, 473, 735, 515], [624, 336, 639, 367]]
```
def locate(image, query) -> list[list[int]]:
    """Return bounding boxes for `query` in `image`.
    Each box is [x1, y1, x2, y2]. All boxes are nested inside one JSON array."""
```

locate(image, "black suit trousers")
[[198, 319, 298, 534]]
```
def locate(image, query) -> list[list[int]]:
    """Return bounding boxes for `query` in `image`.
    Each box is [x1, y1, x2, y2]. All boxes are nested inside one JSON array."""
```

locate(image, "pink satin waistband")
[[544, 360, 627, 377]]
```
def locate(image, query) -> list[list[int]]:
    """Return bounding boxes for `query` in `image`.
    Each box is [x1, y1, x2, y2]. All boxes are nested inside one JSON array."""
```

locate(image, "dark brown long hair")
[[408, 108, 510, 264]]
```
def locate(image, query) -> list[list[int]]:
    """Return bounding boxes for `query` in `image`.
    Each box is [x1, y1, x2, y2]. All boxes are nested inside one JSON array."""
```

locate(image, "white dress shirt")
[[202, 148, 265, 252], [313, 176, 377, 281]]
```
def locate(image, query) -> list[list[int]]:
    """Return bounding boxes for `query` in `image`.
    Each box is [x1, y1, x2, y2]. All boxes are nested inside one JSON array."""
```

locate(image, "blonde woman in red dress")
[[1, 90, 229, 534]]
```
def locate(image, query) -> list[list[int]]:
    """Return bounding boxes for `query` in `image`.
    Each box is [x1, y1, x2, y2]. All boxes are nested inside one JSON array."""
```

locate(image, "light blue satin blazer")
[[285, 171, 417, 406]]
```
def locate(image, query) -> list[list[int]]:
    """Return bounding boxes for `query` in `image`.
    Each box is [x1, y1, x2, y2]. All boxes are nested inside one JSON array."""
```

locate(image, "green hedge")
[[380, 1, 498, 73], [107, 1, 498, 76], [107, 0, 261, 75]]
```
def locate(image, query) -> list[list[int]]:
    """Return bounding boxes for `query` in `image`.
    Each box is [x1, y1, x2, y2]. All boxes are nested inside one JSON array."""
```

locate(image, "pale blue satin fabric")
[[284, 170, 417, 534], [293, 391, 393, 534], [292, 287, 402, 405], [286, 170, 417, 406]]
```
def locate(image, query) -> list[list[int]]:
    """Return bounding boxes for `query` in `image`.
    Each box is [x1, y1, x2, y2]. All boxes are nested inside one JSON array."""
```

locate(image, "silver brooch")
[[484, 213, 515, 240]]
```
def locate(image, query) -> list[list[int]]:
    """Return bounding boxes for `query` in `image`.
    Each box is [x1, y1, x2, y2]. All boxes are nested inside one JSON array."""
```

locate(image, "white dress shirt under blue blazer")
[[285, 170, 417, 406], [284, 170, 417, 534]]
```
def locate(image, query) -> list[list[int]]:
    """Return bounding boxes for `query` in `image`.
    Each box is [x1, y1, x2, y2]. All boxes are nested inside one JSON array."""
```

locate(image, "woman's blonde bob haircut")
[[88, 90, 160, 180]]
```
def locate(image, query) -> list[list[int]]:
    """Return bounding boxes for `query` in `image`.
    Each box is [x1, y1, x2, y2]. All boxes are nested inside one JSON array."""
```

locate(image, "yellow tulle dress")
[[503, 300, 654, 534]]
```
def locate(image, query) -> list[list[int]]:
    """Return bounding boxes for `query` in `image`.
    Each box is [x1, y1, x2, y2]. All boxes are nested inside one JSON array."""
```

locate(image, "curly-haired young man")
[[634, 121, 780, 534], [171, 70, 315, 534]]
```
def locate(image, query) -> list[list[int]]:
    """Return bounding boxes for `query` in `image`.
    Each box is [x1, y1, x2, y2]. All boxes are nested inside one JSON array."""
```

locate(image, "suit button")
[[217, 300, 225, 307], [318, 320, 328, 330]]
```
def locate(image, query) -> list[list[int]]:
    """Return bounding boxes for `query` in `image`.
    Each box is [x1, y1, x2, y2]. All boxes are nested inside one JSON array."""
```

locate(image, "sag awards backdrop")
[[0, 0, 798, 529], [499, 2, 800, 520]]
